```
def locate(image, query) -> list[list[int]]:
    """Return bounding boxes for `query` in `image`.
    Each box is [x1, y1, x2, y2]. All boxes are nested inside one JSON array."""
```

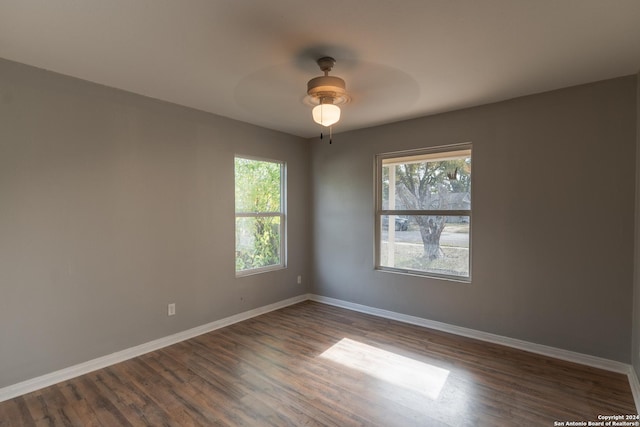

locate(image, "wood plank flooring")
[[0, 301, 636, 426]]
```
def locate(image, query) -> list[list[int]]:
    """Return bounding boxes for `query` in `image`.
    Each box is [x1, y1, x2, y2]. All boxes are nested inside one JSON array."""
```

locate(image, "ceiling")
[[1, 1, 639, 138]]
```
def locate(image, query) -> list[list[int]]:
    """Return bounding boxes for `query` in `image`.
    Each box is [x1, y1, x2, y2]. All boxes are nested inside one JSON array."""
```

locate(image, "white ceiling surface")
[[1, 1, 640, 138]]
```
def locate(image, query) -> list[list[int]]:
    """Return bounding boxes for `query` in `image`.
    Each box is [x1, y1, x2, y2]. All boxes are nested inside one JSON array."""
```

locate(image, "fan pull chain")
[[319, 128, 333, 144]]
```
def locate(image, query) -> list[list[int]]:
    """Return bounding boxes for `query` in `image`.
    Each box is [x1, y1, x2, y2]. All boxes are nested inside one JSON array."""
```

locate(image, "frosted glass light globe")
[[312, 104, 341, 127]]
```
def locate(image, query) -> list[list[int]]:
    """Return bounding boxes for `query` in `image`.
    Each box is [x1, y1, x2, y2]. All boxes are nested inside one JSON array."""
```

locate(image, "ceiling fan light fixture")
[[306, 57, 349, 128], [312, 102, 341, 127]]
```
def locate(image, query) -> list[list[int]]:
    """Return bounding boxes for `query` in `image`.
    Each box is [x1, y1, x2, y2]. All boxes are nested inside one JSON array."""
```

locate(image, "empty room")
[[1, 1, 640, 425]]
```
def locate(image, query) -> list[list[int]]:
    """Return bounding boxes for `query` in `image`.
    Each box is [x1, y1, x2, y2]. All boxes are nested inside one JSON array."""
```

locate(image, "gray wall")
[[311, 76, 637, 363], [0, 58, 311, 388], [1, 54, 637, 390]]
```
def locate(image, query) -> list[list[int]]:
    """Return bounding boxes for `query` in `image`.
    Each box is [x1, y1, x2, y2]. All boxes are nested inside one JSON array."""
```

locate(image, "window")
[[235, 156, 286, 275], [375, 144, 472, 281]]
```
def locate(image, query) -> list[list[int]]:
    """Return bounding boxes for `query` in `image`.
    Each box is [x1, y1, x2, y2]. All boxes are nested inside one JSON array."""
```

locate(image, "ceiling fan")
[[306, 56, 350, 143]]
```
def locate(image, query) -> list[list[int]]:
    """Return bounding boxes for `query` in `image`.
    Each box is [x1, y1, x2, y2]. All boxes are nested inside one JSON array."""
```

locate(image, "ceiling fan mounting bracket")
[[316, 56, 336, 73]]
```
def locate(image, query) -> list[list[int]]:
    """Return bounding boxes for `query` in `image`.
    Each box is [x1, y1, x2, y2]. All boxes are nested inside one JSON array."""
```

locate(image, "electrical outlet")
[[297, 275, 302, 284], [168, 303, 176, 316]]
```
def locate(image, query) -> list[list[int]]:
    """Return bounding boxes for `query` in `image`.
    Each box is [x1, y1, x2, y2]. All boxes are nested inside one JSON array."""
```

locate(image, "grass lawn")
[[380, 242, 469, 277]]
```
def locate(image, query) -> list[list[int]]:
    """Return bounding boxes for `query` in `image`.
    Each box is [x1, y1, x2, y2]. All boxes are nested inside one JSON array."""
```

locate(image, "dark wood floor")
[[0, 301, 636, 426]]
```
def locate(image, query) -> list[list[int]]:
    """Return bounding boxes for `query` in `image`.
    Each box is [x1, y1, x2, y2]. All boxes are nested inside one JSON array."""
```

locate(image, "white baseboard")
[[0, 294, 307, 403], [312, 294, 638, 413], [2, 292, 639, 414], [308, 294, 631, 375], [628, 366, 640, 414]]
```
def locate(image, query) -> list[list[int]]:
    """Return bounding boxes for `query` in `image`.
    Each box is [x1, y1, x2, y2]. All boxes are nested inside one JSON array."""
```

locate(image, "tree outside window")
[[376, 145, 472, 280], [235, 156, 285, 275]]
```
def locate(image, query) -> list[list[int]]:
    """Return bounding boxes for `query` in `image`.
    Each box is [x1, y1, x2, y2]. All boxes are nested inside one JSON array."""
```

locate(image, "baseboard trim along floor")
[[306, 294, 640, 413], [0, 294, 307, 403], [2, 292, 639, 413]]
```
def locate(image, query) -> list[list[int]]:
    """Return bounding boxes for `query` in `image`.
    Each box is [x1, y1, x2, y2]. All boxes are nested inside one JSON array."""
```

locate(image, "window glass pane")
[[235, 155, 285, 275], [380, 215, 469, 277], [382, 150, 471, 211], [235, 216, 282, 272], [235, 158, 281, 213]]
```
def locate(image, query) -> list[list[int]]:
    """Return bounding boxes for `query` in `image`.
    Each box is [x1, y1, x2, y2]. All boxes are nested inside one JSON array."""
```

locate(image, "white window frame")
[[234, 155, 286, 276], [375, 143, 472, 282]]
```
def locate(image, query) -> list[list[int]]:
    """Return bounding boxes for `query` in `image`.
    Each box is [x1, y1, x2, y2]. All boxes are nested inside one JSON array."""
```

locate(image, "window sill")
[[236, 265, 286, 278], [375, 266, 471, 284]]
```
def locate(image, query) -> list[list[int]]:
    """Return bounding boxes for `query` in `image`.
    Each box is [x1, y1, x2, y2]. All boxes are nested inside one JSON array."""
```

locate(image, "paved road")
[[382, 228, 469, 248]]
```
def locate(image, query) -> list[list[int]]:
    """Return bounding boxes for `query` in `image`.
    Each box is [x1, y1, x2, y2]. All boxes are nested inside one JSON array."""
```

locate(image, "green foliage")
[[235, 217, 281, 271], [235, 157, 281, 213], [395, 158, 471, 207], [386, 153, 471, 260], [235, 157, 283, 272]]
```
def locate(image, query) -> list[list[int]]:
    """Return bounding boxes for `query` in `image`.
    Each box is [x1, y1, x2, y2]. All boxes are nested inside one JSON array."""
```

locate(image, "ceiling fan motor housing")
[[307, 75, 347, 103], [307, 57, 349, 105]]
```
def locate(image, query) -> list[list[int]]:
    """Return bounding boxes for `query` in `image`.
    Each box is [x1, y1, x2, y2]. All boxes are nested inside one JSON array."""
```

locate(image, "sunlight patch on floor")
[[319, 338, 449, 400]]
